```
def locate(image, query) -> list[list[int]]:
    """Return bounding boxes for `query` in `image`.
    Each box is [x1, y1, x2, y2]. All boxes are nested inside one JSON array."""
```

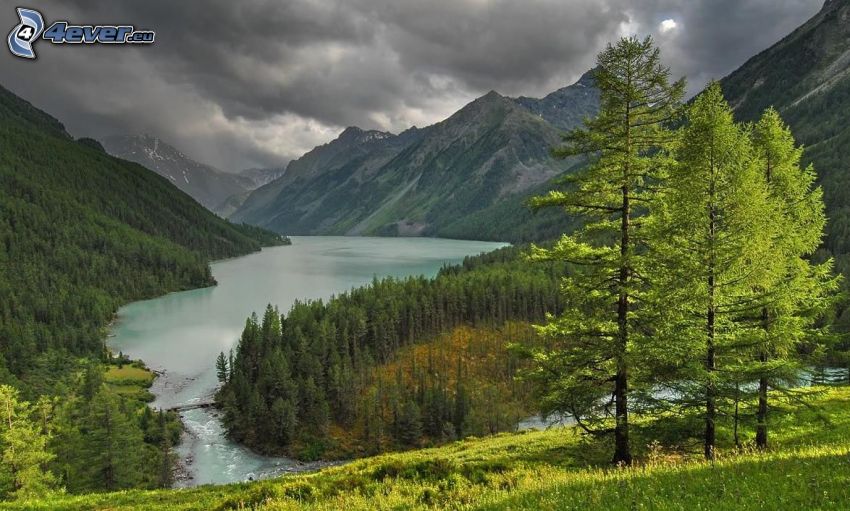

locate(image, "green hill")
[[0, 83, 283, 380]]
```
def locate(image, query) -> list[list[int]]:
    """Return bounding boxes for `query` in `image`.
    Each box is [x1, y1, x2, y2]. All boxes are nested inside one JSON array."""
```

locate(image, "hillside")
[[0, 83, 283, 379], [236, 167, 287, 189], [102, 135, 254, 214], [10, 385, 849, 510], [230, 126, 421, 231], [215, 245, 564, 460], [512, 69, 599, 131], [720, 0, 850, 269], [231, 74, 599, 241]]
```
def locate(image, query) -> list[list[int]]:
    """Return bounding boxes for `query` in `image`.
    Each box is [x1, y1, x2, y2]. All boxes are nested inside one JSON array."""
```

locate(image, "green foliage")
[[0, 84, 282, 378], [7, 386, 850, 510], [216, 246, 565, 457], [528, 36, 685, 464], [649, 83, 777, 459], [748, 107, 841, 447], [0, 82, 283, 499], [50, 366, 181, 494], [719, 0, 850, 341], [0, 385, 59, 500]]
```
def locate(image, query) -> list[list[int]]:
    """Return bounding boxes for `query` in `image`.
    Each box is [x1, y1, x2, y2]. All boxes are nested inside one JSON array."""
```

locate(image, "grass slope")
[[11, 386, 849, 510]]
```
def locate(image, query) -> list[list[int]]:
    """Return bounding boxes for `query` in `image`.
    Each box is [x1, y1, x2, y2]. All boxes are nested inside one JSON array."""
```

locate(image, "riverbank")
[[107, 237, 508, 487], [103, 359, 155, 394]]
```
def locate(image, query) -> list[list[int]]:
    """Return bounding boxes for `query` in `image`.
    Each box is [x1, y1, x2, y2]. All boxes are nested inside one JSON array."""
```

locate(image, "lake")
[[108, 236, 507, 486]]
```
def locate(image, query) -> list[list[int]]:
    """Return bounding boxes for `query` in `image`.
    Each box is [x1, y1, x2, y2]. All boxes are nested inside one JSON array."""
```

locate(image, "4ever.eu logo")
[[8, 7, 155, 59]]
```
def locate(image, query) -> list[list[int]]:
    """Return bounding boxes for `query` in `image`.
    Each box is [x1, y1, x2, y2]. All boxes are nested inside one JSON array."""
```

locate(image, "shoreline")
[[173, 404, 347, 487], [105, 237, 506, 488]]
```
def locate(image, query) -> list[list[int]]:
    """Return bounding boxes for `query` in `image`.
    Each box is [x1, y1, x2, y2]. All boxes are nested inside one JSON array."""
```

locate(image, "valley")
[[107, 237, 505, 486], [1, 0, 850, 508]]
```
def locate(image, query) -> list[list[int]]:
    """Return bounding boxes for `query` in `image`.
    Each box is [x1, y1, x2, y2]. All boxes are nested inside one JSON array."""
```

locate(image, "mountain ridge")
[[102, 134, 254, 214], [230, 73, 598, 239]]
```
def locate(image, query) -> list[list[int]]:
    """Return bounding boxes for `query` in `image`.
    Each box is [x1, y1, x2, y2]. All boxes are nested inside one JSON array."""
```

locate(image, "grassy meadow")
[[6, 385, 848, 510], [103, 361, 157, 402]]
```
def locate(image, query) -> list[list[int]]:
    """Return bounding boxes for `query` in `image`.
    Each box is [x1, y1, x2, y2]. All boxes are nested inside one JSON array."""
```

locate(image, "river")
[[108, 236, 506, 487]]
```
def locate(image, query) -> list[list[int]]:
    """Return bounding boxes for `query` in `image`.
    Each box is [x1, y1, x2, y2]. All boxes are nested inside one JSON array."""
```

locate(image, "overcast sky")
[[0, 0, 823, 171]]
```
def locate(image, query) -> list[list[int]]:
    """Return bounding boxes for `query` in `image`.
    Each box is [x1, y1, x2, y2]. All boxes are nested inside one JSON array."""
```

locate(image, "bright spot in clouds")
[[659, 19, 677, 34]]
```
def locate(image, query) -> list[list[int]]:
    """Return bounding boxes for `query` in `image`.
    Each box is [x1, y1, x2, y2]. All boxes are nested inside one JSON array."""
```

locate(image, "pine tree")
[[650, 83, 774, 460], [529, 36, 684, 465], [157, 411, 174, 488], [77, 390, 148, 491], [215, 351, 229, 384], [0, 385, 59, 499], [748, 108, 839, 449], [395, 399, 423, 447]]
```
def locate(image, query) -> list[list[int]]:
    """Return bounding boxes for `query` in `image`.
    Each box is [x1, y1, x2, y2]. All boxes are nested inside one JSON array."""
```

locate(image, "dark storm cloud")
[[625, 0, 824, 94], [0, 0, 823, 171]]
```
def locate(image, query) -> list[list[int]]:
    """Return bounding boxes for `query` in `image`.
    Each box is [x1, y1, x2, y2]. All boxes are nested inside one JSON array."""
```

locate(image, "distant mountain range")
[[102, 135, 284, 216], [229, 0, 850, 249], [230, 72, 598, 240]]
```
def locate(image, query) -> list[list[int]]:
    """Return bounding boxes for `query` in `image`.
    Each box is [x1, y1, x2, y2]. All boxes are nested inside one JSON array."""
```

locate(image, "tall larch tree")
[[529, 36, 684, 465], [650, 83, 774, 460], [749, 108, 839, 449]]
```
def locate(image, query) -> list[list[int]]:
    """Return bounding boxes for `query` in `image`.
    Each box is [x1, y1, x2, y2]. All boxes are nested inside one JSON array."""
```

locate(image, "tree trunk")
[[756, 307, 769, 449], [613, 354, 630, 465], [705, 302, 716, 460], [613, 145, 632, 466], [705, 169, 717, 461], [757, 159, 772, 450], [733, 382, 741, 449], [756, 370, 768, 448]]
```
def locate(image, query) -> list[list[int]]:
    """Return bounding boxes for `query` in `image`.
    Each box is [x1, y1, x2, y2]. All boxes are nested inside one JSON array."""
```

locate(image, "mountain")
[[720, 0, 850, 261], [102, 134, 253, 213], [237, 167, 287, 189], [513, 69, 599, 130], [0, 83, 283, 376], [231, 73, 599, 239], [212, 167, 288, 217], [230, 126, 422, 230]]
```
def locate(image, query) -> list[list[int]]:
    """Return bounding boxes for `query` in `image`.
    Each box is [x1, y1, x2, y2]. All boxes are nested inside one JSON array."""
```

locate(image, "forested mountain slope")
[[231, 74, 599, 241], [102, 134, 254, 214], [720, 0, 850, 263], [0, 83, 283, 379], [230, 125, 422, 231]]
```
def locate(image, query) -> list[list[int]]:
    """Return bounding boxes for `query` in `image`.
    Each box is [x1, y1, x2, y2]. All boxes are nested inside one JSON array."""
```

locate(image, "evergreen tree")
[[748, 108, 839, 448], [215, 352, 229, 384], [76, 390, 148, 491], [157, 411, 175, 488], [0, 385, 59, 499], [529, 36, 684, 464], [650, 83, 774, 459], [395, 399, 423, 447]]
